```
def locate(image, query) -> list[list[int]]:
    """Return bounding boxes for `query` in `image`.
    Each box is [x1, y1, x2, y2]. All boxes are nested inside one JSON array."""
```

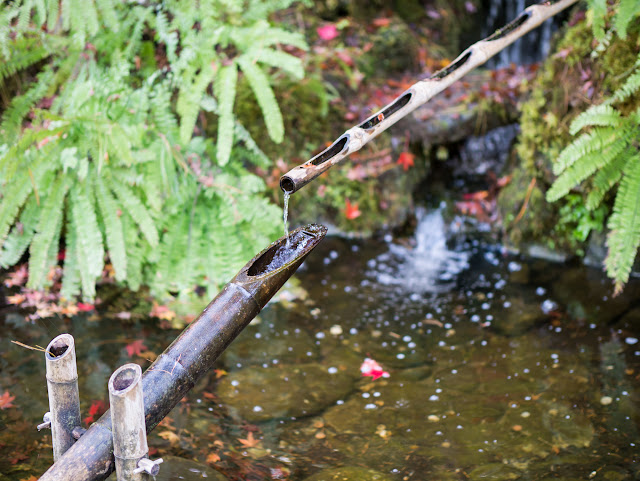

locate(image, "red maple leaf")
[[0, 390, 16, 409], [4, 265, 28, 287], [360, 358, 390, 380], [84, 400, 107, 425], [397, 151, 414, 171], [125, 339, 147, 357], [344, 199, 361, 220]]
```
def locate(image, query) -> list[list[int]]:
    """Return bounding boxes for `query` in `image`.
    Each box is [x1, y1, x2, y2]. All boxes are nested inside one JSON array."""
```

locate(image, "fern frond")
[[27, 175, 69, 290], [238, 56, 284, 143], [553, 127, 620, 175], [608, 68, 640, 105], [589, 0, 608, 41], [0, 168, 36, 242], [233, 121, 271, 167], [1, 69, 55, 140], [70, 182, 104, 299], [605, 153, 640, 293], [569, 104, 622, 136], [547, 135, 629, 201], [61, 203, 81, 300], [96, 0, 119, 32], [121, 212, 143, 291], [0, 37, 50, 84], [0, 196, 39, 268], [215, 63, 238, 166], [107, 177, 159, 247], [150, 81, 177, 134], [95, 177, 127, 281], [254, 48, 304, 80], [155, 10, 178, 64], [177, 65, 215, 144], [585, 151, 628, 210], [614, 0, 640, 39], [254, 25, 308, 51]]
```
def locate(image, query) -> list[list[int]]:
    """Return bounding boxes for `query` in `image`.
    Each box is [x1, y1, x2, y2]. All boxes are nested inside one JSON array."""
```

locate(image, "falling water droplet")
[[283, 191, 291, 248]]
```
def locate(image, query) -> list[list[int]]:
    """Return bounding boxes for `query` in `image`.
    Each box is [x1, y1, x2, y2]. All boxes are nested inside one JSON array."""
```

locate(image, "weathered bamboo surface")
[[38, 224, 327, 481], [279, 0, 579, 193]]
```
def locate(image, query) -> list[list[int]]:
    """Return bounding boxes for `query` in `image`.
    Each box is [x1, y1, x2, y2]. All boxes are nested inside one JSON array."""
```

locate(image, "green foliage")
[[0, 0, 306, 300], [547, 8, 640, 293]]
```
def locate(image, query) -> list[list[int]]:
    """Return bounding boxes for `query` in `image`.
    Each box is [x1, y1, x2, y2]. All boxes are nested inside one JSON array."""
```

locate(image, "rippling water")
[[1, 209, 639, 481]]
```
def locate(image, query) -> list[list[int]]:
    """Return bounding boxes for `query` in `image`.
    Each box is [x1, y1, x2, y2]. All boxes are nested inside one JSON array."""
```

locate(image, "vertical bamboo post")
[[109, 363, 161, 481], [45, 333, 82, 461]]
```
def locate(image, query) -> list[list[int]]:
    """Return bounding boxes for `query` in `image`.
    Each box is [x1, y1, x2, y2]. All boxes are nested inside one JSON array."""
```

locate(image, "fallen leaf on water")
[[238, 432, 261, 448], [5, 265, 28, 287], [158, 430, 181, 446], [19, 476, 38, 481], [206, 452, 221, 464], [7, 294, 26, 305], [0, 391, 16, 409], [150, 302, 176, 321], [125, 339, 148, 357], [360, 358, 390, 380]]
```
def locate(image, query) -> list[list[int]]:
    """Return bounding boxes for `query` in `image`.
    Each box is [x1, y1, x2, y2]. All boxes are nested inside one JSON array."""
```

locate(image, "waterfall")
[[481, 0, 561, 68]]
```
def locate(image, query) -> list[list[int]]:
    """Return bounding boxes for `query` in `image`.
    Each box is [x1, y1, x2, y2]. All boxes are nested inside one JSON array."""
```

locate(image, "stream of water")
[[1, 208, 639, 481]]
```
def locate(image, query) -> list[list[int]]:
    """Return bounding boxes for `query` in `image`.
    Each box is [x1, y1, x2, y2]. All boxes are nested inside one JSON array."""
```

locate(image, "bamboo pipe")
[[279, 0, 579, 194], [38, 224, 327, 481], [44, 333, 82, 461], [108, 364, 160, 481]]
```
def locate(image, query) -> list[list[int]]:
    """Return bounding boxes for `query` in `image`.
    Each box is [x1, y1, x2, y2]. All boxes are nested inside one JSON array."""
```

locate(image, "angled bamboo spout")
[[38, 224, 327, 481], [279, 0, 579, 194]]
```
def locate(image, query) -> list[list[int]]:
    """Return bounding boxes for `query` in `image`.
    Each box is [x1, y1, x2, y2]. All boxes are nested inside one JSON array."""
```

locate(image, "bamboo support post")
[[44, 333, 82, 461], [279, 0, 579, 194], [109, 364, 161, 481], [38, 224, 327, 481]]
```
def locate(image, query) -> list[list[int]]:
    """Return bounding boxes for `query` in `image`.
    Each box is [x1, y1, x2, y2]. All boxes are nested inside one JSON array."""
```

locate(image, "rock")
[[304, 466, 392, 481], [154, 456, 228, 480], [467, 463, 522, 481], [491, 297, 546, 336], [217, 363, 355, 422], [551, 267, 640, 324]]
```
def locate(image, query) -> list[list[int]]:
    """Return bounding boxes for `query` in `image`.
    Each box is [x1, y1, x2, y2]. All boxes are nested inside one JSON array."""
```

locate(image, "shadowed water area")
[[1, 210, 639, 480]]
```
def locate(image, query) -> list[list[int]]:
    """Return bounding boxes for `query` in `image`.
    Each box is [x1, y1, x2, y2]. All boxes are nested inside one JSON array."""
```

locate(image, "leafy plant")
[[0, 0, 308, 301], [546, 1, 640, 293]]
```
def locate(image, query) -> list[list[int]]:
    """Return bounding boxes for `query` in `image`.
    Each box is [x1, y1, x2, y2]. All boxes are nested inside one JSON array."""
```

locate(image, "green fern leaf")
[[70, 182, 104, 299], [233, 121, 271, 167], [155, 10, 178, 64], [150, 81, 177, 134], [177, 65, 215, 144], [215, 63, 238, 166], [255, 26, 308, 51], [569, 104, 622, 136], [589, 0, 607, 40], [46, 0, 60, 32], [254, 48, 304, 80], [0, 196, 39, 268], [61, 205, 81, 300], [27, 175, 69, 290], [96, 0, 119, 32], [553, 127, 620, 175], [1, 69, 55, 140], [585, 152, 628, 210], [121, 212, 143, 291], [238, 56, 284, 143], [605, 153, 640, 292], [0, 37, 50, 85], [108, 177, 159, 247], [0, 168, 36, 243], [95, 177, 127, 281], [609, 68, 640, 105], [547, 135, 629, 202], [614, 0, 640, 39]]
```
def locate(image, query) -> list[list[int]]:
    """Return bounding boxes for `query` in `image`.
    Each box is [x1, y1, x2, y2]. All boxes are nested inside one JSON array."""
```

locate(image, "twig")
[[514, 177, 536, 223]]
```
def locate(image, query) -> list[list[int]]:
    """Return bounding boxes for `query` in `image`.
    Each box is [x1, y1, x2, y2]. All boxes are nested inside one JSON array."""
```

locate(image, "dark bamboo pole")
[[38, 224, 327, 481], [279, 0, 579, 194]]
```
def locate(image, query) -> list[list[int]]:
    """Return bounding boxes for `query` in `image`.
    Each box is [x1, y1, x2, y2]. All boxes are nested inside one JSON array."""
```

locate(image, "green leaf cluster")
[[547, 1, 640, 294], [0, 0, 308, 300]]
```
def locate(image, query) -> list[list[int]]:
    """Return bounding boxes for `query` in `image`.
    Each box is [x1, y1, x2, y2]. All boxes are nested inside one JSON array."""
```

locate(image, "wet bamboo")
[[280, 0, 579, 194], [109, 364, 155, 481], [45, 333, 82, 461], [38, 224, 327, 481]]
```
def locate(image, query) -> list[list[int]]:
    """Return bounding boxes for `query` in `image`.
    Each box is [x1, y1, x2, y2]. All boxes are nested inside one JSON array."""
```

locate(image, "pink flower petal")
[[317, 24, 338, 41]]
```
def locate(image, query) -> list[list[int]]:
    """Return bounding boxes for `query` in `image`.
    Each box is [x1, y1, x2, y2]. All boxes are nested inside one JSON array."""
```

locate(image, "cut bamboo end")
[[45, 333, 82, 461], [109, 363, 149, 481]]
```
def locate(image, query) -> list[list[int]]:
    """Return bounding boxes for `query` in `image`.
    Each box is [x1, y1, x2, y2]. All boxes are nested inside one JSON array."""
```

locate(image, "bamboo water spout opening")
[[279, 0, 579, 194], [39, 224, 327, 481]]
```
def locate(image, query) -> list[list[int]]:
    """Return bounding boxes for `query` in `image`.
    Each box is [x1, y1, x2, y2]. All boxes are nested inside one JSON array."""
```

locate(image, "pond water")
[[1, 208, 639, 481]]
